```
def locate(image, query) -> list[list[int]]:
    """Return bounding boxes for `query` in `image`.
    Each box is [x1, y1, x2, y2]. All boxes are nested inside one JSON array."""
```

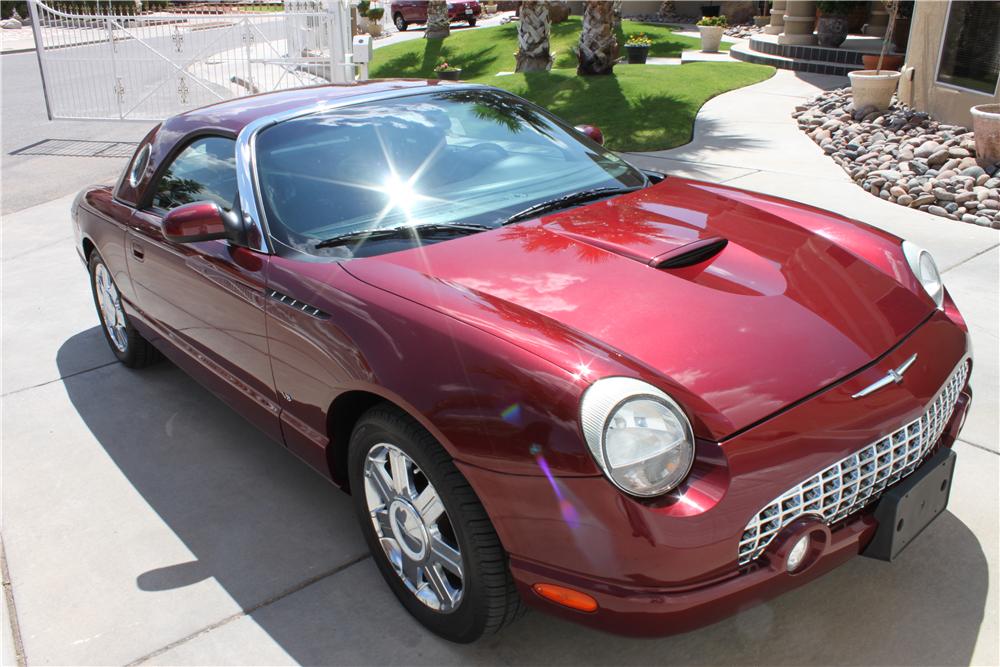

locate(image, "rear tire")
[[348, 405, 523, 643], [88, 251, 160, 368], [394, 12, 407, 31]]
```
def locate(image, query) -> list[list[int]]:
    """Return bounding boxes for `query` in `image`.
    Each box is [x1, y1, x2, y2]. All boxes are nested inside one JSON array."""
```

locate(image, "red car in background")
[[391, 0, 481, 31], [73, 80, 972, 643]]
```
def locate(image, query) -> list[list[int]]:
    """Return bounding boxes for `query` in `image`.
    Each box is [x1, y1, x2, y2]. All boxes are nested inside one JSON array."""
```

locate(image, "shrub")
[[625, 33, 652, 47], [366, 6, 383, 20], [696, 15, 727, 27]]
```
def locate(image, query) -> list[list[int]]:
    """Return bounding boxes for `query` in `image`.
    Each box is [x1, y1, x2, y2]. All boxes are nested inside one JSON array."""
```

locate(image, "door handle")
[[131, 240, 145, 261]]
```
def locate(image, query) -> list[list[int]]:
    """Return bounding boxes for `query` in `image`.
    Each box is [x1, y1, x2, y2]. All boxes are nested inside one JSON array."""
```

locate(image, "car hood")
[[343, 178, 931, 438]]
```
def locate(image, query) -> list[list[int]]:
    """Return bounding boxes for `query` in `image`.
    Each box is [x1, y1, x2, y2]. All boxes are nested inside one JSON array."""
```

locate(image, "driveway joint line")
[[941, 243, 1000, 274], [956, 438, 999, 456], [126, 553, 371, 665], [1, 536, 27, 667], [1, 360, 118, 398]]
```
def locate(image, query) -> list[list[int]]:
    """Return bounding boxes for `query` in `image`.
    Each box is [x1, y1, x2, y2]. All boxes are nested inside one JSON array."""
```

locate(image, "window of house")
[[936, 0, 1000, 95], [152, 136, 237, 211]]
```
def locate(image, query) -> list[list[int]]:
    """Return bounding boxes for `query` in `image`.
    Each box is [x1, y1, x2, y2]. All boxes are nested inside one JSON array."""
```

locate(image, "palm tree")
[[425, 0, 450, 40], [516, 1, 552, 72], [577, 0, 617, 75]]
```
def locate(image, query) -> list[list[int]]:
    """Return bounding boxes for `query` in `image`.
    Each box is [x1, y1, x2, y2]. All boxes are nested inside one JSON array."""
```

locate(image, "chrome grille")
[[737, 360, 969, 566]]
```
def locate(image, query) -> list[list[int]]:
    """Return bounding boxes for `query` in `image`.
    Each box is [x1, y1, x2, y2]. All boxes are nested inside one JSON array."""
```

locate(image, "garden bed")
[[794, 88, 1000, 229]]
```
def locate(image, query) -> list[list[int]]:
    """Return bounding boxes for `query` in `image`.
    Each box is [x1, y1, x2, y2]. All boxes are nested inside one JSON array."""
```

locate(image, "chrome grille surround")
[[737, 360, 969, 566]]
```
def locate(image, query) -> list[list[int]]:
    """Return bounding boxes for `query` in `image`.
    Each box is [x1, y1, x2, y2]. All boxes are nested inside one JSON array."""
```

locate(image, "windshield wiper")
[[499, 186, 643, 226], [315, 222, 491, 249]]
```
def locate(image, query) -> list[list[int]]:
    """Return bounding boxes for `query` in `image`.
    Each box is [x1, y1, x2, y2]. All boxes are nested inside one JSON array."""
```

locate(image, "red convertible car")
[[73, 80, 972, 643]]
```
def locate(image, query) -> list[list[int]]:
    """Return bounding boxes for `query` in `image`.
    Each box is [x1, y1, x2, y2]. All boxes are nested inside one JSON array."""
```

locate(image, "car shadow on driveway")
[[57, 327, 991, 665]]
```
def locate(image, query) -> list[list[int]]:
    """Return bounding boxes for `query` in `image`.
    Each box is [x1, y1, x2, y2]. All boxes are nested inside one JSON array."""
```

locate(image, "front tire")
[[348, 405, 523, 643], [89, 252, 160, 368], [394, 12, 407, 31], [468, 17, 476, 26]]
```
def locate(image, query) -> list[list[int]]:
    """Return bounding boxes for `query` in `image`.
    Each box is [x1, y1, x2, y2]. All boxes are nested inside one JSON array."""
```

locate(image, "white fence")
[[27, 0, 355, 121]]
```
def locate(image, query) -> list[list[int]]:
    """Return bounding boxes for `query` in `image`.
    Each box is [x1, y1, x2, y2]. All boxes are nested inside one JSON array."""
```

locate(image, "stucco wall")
[[898, 0, 1000, 128]]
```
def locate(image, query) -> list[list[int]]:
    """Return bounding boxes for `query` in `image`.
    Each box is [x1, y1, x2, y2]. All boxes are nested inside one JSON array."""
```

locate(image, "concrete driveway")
[[2, 69, 998, 665]]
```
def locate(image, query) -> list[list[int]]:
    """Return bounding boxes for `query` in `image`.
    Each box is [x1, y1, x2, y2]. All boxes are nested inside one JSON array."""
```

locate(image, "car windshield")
[[254, 88, 647, 257]]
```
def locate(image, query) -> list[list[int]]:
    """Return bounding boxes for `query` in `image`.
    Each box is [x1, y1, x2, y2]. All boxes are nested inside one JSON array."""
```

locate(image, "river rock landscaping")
[[794, 88, 1000, 229]]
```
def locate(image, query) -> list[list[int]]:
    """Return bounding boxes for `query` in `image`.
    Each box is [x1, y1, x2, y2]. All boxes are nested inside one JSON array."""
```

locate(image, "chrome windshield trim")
[[234, 83, 489, 254]]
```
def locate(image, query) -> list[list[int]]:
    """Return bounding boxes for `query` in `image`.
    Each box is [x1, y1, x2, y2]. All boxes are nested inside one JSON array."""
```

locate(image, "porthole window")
[[128, 144, 151, 188]]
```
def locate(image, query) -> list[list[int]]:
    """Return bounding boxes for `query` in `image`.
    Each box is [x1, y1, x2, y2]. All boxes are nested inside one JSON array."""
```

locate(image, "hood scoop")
[[651, 237, 728, 269]]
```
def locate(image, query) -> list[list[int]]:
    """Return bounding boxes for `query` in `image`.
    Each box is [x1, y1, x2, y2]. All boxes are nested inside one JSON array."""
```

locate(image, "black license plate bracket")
[[862, 448, 956, 562]]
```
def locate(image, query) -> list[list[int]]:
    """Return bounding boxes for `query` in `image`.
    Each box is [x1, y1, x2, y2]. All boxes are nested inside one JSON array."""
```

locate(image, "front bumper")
[[458, 308, 972, 636]]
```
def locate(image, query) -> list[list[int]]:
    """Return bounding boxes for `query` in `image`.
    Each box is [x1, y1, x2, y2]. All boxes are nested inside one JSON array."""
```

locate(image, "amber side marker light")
[[532, 583, 598, 612]]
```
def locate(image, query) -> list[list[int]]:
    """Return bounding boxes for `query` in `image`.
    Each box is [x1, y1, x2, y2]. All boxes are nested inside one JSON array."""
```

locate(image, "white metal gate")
[[27, 0, 355, 121]]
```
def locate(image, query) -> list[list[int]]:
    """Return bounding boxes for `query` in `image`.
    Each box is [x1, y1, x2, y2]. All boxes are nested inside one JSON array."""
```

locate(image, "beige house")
[[898, 0, 1000, 128]]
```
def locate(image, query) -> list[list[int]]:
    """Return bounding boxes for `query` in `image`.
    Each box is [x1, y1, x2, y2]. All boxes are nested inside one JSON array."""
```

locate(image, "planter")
[[891, 16, 911, 54], [367, 20, 383, 37], [816, 15, 849, 48], [436, 69, 462, 80], [698, 25, 724, 53], [625, 44, 649, 64], [753, 15, 770, 27], [483, 3, 497, 14], [971, 104, 1000, 169], [700, 5, 721, 17], [861, 53, 903, 71], [848, 70, 902, 111]]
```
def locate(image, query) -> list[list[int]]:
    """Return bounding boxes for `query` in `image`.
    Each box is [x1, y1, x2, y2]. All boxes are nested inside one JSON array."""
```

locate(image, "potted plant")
[[697, 15, 726, 53], [971, 104, 1000, 169], [483, 2, 497, 14], [848, 0, 902, 111], [624, 33, 652, 64], [434, 61, 462, 80], [365, 6, 384, 36], [753, 1, 770, 27], [816, 1, 859, 48]]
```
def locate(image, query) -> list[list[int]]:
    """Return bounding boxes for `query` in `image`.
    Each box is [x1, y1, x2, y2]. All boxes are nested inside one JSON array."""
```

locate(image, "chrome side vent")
[[268, 289, 329, 319]]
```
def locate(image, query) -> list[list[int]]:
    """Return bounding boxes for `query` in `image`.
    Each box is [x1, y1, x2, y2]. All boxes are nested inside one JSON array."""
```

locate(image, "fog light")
[[786, 535, 810, 572]]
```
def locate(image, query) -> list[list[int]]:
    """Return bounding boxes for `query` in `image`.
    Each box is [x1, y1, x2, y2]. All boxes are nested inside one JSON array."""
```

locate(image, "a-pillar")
[[778, 0, 817, 45], [764, 0, 787, 35]]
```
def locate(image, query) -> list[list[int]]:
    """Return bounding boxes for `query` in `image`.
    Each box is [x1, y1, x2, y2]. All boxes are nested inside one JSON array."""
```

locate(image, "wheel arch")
[[325, 387, 459, 492]]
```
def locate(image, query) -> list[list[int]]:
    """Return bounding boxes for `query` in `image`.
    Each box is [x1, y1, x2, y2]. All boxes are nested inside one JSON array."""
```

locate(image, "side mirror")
[[162, 201, 241, 244], [575, 124, 604, 145]]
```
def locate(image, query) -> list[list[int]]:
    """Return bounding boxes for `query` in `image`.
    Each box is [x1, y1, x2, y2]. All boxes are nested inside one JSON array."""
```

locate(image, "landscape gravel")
[[794, 87, 1000, 229]]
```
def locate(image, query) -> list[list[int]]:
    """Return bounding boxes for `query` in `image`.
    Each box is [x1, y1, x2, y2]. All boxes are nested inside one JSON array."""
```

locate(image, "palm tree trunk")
[[516, 0, 552, 72], [577, 0, 616, 75], [425, 0, 450, 40]]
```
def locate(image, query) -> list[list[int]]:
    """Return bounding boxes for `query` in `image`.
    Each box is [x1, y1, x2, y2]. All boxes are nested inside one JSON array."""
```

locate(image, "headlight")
[[580, 377, 695, 497], [902, 241, 944, 308]]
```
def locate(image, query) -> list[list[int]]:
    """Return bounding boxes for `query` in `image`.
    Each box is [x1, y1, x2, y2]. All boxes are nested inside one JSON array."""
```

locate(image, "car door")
[[405, 0, 425, 22], [125, 135, 282, 442]]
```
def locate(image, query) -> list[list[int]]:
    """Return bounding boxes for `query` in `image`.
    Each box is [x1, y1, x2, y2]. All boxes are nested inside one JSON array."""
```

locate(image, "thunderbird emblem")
[[852, 354, 918, 399]]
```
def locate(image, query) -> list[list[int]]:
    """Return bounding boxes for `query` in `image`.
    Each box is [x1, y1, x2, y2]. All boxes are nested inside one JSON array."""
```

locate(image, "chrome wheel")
[[94, 263, 127, 353], [364, 443, 464, 612]]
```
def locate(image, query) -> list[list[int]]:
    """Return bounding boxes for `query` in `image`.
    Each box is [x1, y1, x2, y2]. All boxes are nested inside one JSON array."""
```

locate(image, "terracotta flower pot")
[[971, 104, 1000, 169], [848, 69, 902, 111], [698, 25, 724, 53], [861, 54, 903, 71]]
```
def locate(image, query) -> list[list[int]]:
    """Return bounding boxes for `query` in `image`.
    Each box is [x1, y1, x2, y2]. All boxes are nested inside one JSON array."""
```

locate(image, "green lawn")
[[370, 18, 772, 152]]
